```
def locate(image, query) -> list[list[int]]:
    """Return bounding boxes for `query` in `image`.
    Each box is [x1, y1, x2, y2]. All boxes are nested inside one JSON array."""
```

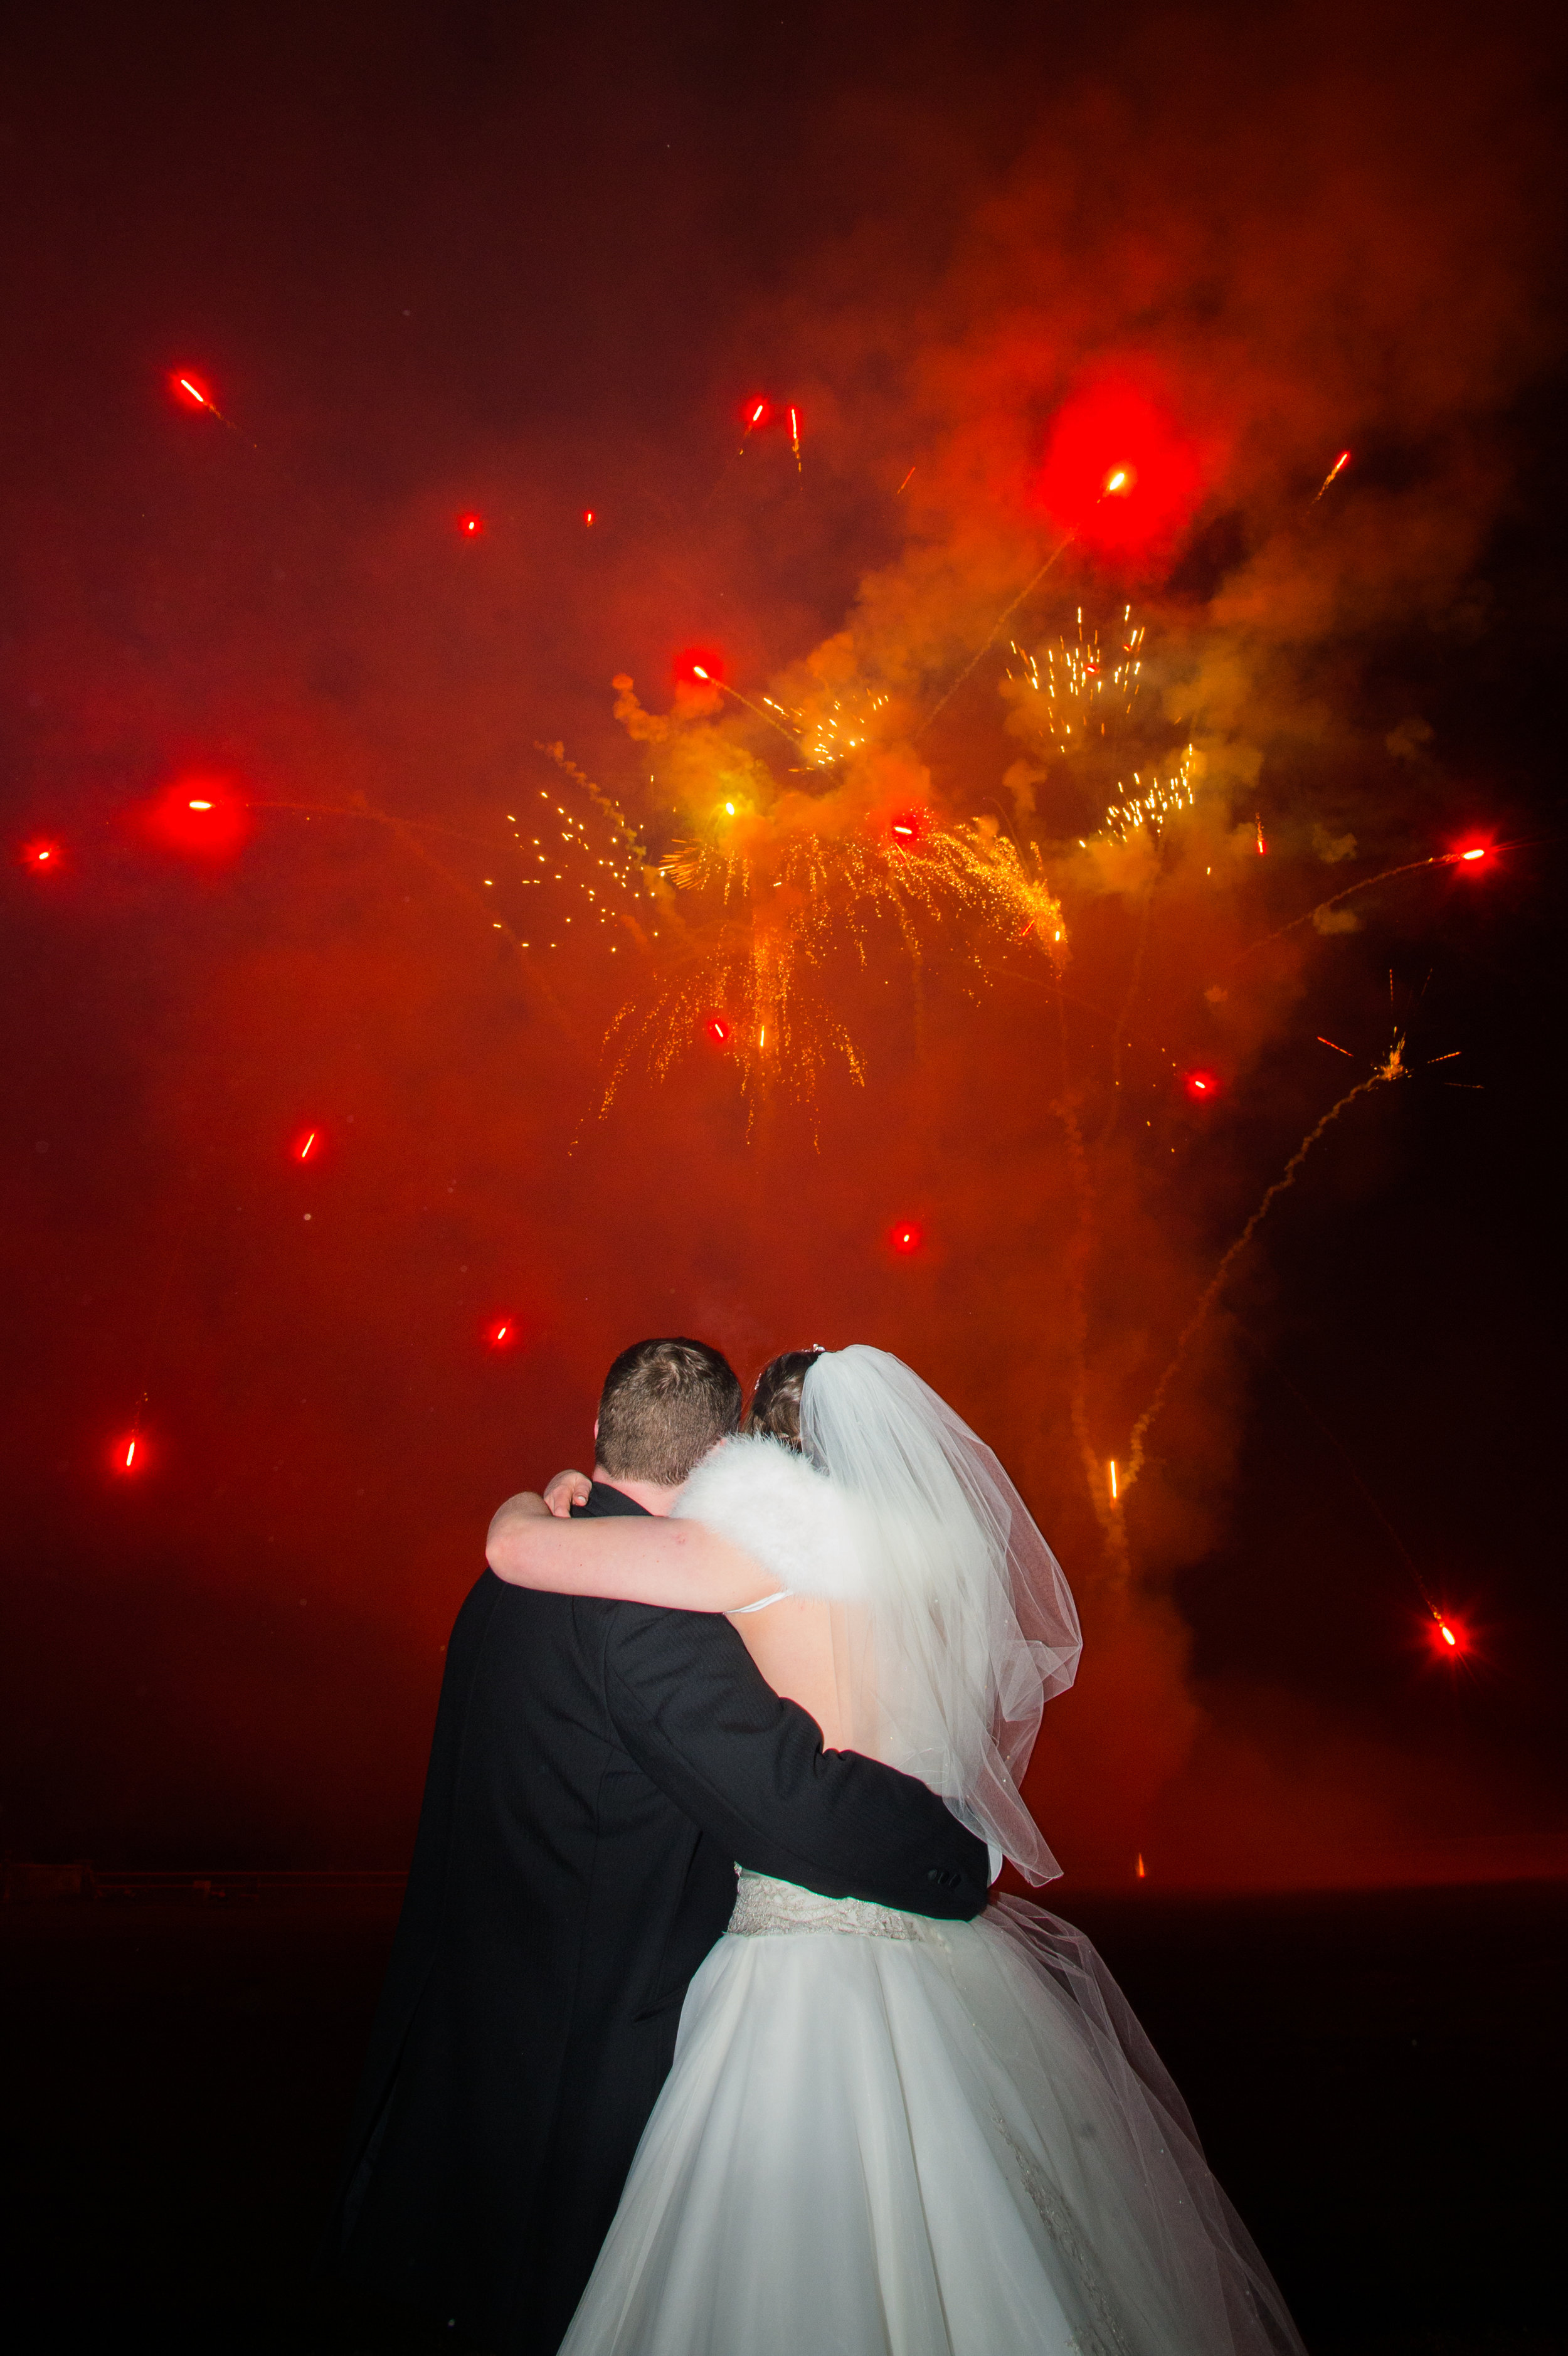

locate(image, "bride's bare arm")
[[485, 1493, 779, 1612]]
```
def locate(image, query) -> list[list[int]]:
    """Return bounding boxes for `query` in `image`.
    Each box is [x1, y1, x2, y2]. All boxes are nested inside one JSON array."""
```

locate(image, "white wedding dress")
[[558, 1352, 1305, 2356]]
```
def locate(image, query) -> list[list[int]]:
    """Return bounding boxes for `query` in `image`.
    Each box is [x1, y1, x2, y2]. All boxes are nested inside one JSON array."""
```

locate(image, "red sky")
[[1, 0, 1564, 1886]]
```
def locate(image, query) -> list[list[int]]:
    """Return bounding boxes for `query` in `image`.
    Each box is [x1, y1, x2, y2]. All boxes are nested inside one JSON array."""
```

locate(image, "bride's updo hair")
[[744, 1348, 824, 1450]]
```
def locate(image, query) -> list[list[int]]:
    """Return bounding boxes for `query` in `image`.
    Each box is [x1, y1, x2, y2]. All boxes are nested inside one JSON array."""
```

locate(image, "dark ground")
[[3, 1879, 1563, 2354]]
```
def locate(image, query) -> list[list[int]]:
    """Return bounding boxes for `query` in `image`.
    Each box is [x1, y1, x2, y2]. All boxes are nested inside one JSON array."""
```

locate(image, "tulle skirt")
[[557, 1877, 1306, 2356]]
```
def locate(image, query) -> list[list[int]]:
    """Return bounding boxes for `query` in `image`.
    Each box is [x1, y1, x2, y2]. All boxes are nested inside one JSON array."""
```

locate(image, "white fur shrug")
[[672, 1435, 864, 1601]]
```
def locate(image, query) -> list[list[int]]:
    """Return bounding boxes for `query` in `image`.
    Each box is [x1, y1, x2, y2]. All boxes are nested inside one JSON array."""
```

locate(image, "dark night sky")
[[2, 1, 1564, 1885]]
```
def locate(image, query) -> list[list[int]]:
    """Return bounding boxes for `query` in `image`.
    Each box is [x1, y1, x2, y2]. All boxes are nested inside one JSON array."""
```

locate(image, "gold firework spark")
[[1004, 606, 1148, 745], [1002, 609, 1200, 845], [598, 813, 1066, 1116]]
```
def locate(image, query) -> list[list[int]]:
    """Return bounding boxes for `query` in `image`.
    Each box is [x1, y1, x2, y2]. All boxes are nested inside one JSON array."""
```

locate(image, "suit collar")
[[575, 1480, 654, 1519]]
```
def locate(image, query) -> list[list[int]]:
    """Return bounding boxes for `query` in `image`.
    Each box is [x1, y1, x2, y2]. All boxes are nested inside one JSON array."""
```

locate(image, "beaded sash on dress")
[[726, 1868, 923, 1942]]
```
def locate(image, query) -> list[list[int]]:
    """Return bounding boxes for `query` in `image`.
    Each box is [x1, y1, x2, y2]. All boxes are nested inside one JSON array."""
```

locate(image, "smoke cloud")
[[2, 3, 1562, 1882]]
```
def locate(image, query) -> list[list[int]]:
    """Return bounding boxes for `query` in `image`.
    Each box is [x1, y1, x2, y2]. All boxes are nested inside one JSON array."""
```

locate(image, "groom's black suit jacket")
[[324, 1482, 988, 2353]]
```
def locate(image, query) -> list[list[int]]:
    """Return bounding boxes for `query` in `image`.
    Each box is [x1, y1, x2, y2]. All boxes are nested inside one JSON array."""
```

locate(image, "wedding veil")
[[799, 1347, 1081, 1884]]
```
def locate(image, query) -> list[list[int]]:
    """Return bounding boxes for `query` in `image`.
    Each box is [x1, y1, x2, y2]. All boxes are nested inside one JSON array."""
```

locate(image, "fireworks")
[[1095, 748, 1199, 843], [1002, 608, 1200, 844], [1109, 967, 1473, 1509], [1241, 843, 1503, 959], [586, 653, 1067, 1109], [169, 370, 253, 446], [1005, 610, 1148, 743], [1036, 378, 1204, 552], [111, 1426, 147, 1476], [736, 395, 774, 457], [490, 750, 662, 957], [1314, 448, 1352, 501], [598, 787, 1065, 1114], [759, 680, 891, 769], [146, 777, 252, 860], [1113, 1061, 1401, 1505]]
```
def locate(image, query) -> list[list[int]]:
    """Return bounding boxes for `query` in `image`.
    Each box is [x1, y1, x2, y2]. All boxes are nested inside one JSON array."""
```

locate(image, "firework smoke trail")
[[1098, 882, 1155, 1150], [918, 531, 1078, 738], [246, 794, 541, 954], [536, 741, 649, 865], [1053, 989, 1131, 1575], [1117, 1061, 1401, 1500], [688, 665, 816, 761], [1238, 852, 1475, 958]]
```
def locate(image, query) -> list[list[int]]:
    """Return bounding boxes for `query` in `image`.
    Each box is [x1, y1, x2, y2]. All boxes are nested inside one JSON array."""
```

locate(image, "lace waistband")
[[726, 1869, 924, 1942]]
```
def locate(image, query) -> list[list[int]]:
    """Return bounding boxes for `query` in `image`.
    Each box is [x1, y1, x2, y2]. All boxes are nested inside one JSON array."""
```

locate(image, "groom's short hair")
[[596, 1337, 743, 1486]]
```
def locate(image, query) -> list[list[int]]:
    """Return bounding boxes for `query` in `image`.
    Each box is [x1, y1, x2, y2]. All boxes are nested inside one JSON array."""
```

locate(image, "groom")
[[324, 1335, 989, 2353]]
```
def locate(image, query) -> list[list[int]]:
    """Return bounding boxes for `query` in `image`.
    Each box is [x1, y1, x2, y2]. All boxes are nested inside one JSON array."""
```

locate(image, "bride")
[[485, 1345, 1305, 2356]]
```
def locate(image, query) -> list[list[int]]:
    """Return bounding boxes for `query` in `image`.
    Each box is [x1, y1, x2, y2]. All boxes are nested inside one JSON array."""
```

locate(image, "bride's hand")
[[543, 1468, 593, 1517]]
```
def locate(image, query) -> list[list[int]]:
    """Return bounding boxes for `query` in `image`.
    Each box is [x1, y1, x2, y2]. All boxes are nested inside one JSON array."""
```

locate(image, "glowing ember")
[[1037, 378, 1203, 552], [1429, 1612, 1468, 1656], [22, 839, 60, 870], [146, 779, 251, 860], [583, 509, 595, 526], [1183, 1069, 1219, 1101], [672, 645, 724, 689], [1314, 448, 1352, 499], [458, 513, 484, 537], [1255, 814, 1268, 856], [1108, 1459, 1119, 1503], [295, 1130, 318, 1162], [112, 1432, 146, 1475], [706, 1016, 732, 1046], [487, 1318, 518, 1349], [1461, 848, 1485, 861], [890, 1220, 923, 1254], [168, 371, 247, 440], [1135, 1853, 1147, 1880]]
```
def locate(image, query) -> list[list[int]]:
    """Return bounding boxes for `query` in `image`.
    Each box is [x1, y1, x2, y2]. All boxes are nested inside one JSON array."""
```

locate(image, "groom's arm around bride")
[[324, 1337, 988, 2356]]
